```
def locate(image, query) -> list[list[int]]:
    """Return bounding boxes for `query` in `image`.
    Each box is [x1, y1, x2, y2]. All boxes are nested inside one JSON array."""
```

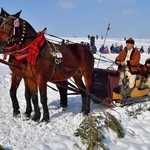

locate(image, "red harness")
[[3, 30, 46, 65]]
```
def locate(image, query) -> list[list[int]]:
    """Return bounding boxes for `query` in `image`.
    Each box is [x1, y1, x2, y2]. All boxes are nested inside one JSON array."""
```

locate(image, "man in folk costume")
[[114, 38, 141, 98], [138, 58, 150, 89]]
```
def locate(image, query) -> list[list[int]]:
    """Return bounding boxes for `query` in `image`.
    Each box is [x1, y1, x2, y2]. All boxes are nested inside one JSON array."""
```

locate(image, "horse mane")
[[20, 17, 37, 36]]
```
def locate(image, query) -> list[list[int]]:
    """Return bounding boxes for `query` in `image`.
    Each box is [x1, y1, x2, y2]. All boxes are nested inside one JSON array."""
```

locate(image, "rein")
[[0, 58, 22, 70]]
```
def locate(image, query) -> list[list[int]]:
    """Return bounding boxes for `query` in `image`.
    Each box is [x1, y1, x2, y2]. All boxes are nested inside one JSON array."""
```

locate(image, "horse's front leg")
[[10, 73, 22, 117], [28, 81, 41, 121], [24, 80, 32, 118], [39, 81, 49, 122], [57, 82, 68, 109]]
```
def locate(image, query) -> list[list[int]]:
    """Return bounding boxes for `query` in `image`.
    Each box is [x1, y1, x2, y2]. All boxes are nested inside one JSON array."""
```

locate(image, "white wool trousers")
[[118, 70, 136, 89], [145, 76, 150, 88]]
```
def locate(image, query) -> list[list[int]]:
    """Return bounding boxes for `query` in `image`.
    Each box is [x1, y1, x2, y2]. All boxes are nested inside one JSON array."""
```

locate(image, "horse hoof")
[[62, 107, 68, 111], [41, 117, 50, 123], [32, 116, 40, 122], [81, 108, 90, 115], [13, 110, 20, 117], [82, 109, 90, 116], [83, 112, 89, 116], [24, 112, 31, 118], [22, 113, 30, 121]]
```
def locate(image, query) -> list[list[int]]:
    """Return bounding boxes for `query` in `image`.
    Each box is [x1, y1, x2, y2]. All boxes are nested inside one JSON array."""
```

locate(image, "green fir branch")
[[75, 115, 108, 150], [0, 145, 4, 150], [105, 112, 125, 139]]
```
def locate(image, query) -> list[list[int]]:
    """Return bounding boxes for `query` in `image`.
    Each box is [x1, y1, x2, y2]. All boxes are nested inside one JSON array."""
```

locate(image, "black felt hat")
[[126, 38, 135, 45]]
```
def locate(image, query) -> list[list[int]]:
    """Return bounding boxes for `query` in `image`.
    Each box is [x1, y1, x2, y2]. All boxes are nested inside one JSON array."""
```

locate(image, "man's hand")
[[116, 61, 125, 66], [120, 61, 125, 66]]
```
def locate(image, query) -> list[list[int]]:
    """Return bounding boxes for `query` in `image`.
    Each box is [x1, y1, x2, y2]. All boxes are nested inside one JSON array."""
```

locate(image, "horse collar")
[[11, 19, 26, 45]]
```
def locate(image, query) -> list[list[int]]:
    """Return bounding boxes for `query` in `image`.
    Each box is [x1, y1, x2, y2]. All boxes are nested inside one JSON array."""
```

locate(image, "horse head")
[[0, 10, 37, 53]]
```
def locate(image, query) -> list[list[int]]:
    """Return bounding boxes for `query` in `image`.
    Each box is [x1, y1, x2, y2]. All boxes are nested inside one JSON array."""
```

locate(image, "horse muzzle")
[[0, 47, 5, 53]]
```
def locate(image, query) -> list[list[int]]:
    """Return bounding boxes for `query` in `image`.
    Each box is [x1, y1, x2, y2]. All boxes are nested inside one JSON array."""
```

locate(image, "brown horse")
[[0, 9, 68, 119], [0, 11, 94, 122]]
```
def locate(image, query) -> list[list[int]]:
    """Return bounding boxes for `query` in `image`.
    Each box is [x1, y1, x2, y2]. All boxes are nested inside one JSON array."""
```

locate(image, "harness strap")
[[3, 30, 46, 65], [0, 58, 22, 70]]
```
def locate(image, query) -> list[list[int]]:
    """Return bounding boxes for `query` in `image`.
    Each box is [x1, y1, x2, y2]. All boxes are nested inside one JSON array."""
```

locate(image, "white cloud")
[[122, 9, 138, 15], [58, 1, 75, 10]]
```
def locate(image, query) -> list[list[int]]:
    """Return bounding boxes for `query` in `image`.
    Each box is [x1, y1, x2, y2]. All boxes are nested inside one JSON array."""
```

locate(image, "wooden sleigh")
[[91, 68, 150, 107]]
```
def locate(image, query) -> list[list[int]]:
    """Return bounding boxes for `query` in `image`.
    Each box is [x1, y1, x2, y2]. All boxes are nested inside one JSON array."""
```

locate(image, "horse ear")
[[13, 10, 22, 18], [1, 7, 10, 17]]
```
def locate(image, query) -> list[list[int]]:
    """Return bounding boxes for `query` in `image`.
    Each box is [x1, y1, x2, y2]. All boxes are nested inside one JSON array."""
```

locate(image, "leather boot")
[[138, 77, 146, 90], [122, 87, 133, 98], [113, 85, 122, 94], [138, 82, 145, 90]]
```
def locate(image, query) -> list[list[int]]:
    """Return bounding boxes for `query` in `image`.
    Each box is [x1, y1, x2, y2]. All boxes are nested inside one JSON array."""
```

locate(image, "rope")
[[45, 33, 74, 44]]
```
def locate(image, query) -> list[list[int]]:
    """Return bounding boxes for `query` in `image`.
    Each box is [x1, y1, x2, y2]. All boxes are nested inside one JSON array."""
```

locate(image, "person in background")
[[148, 46, 150, 54], [138, 58, 150, 89], [114, 38, 141, 98], [86, 42, 90, 50], [104, 46, 109, 54], [99, 44, 105, 53], [110, 44, 114, 53], [144, 58, 150, 88], [119, 45, 123, 51], [112, 43, 120, 53], [140, 46, 144, 53]]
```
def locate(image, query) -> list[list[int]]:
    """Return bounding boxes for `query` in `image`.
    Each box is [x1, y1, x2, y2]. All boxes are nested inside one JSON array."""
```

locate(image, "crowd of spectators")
[[99, 43, 150, 54], [79, 40, 149, 55], [99, 43, 123, 54]]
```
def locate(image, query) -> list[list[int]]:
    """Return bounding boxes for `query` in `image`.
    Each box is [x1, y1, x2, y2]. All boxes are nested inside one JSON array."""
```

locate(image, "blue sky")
[[0, 0, 150, 38]]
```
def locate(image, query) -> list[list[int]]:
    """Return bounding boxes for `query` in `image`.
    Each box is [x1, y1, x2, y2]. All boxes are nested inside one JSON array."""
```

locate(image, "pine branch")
[[0, 145, 4, 150], [105, 112, 125, 139], [75, 115, 108, 150]]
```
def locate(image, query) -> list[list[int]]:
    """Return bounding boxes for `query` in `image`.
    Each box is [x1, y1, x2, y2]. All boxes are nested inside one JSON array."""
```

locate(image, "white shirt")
[[125, 48, 133, 65], [125, 48, 133, 70]]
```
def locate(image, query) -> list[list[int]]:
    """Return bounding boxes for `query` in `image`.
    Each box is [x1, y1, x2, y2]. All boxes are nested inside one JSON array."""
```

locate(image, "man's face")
[[126, 43, 134, 50], [146, 63, 150, 67]]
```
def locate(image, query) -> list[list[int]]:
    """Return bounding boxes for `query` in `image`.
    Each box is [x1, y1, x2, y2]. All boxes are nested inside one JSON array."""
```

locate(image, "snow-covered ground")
[[0, 37, 150, 150]]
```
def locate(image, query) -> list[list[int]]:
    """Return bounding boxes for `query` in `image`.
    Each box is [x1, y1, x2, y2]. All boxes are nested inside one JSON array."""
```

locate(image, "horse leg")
[[57, 81, 68, 108], [24, 80, 32, 118], [39, 80, 49, 122], [27, 80, 41, 121], [73, 74, 89, 114], [82, 67, 93, 115], [31, 92, 41, 121], [10, 73, 22, 117]]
